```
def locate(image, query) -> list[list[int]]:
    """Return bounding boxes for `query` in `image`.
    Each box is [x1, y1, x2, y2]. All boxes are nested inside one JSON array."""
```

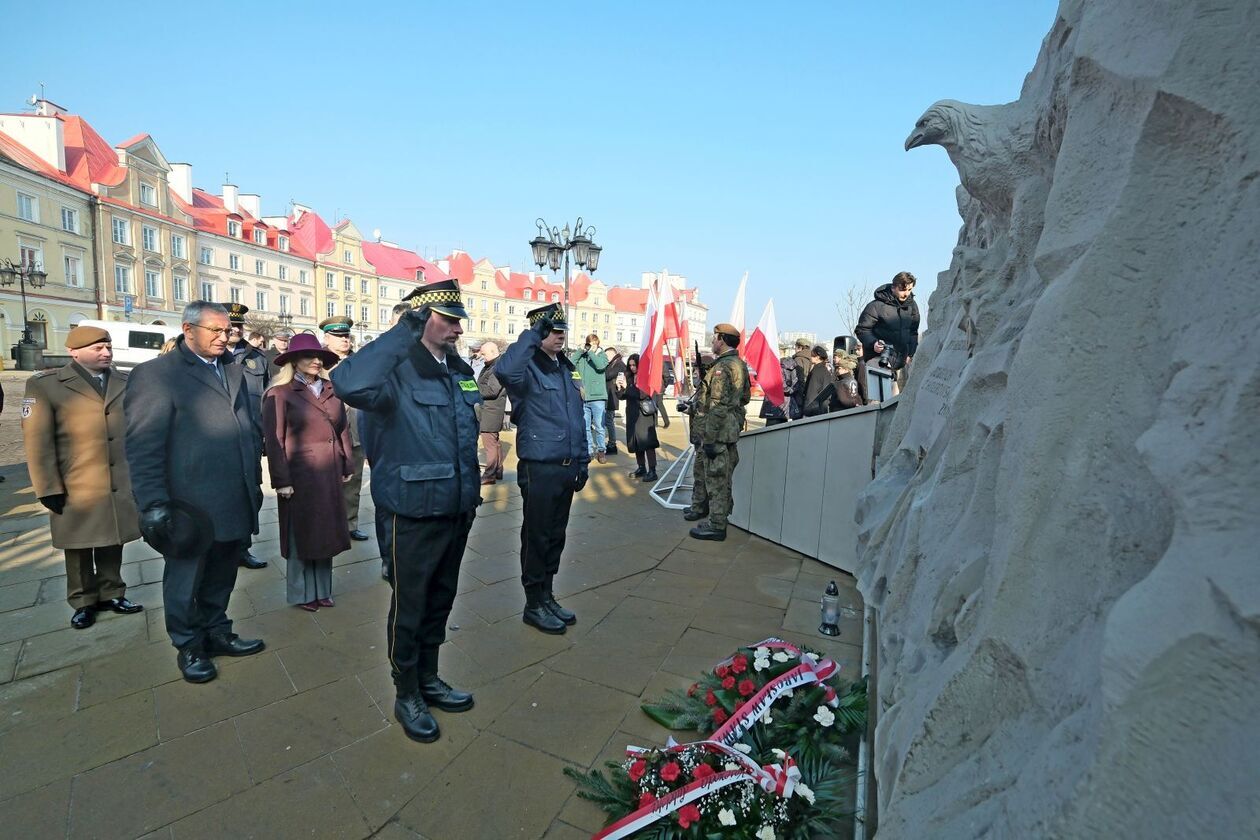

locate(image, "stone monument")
[[855, 0, 1259, 835]]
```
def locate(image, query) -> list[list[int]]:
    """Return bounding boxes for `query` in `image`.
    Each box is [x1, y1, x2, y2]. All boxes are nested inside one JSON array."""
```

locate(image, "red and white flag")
[[637, 284, 666, 397], [745, 298, 784, 409], [729, 271, 748, 353]]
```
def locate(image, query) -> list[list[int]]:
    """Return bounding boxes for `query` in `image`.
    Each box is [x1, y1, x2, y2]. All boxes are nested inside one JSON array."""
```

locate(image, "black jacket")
[[476, 358, 507, 433], [855, 284, 920, 369], [802, 363, 833, 417], [330, 323, 482, 519], [604, 355, 626, 410], [495, 329, 590, 464]]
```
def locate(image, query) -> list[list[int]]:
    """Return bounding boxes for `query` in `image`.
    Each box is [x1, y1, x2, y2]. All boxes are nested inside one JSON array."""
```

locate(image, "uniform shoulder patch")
[[458, 378, 478, 392], [571, 371, 582, 380], [32, 370, 54, 378], [20, 397, 36, 418]]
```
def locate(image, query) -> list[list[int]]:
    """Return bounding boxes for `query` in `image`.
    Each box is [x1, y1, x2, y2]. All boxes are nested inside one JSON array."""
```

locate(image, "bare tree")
[[835, 284, 872, 338], [244, 313, 284, 341]]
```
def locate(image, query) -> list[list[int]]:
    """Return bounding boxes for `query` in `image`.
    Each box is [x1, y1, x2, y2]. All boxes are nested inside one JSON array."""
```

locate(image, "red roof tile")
[[60, 115, 127, 189], [288, 208, 334, 259], [362, 241, 451, 283]]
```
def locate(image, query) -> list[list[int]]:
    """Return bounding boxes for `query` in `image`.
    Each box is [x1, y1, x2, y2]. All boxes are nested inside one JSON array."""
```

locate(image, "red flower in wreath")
[[731, 654, 748, 674], [687, 683, 698, 697], [677, 803, 702, 829], [721, 676, 736, 690], [628, 759, 648, 782], [692, 763, 716, 782], [638, 791, 656, 809], [738, 678, 756, 697], [659, 761, 682, 782], [715, 664, 730, 679], [704, 689, 717, 707], [713, 707, 729, 725]]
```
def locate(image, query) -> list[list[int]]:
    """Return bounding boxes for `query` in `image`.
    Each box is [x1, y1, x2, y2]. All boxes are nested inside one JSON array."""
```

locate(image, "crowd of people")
[[13, 271, 916, 744]]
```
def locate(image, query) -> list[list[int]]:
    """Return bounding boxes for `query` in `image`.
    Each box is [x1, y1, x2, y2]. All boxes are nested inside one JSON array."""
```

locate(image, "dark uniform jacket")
[[856, 283, 921, 369], [330, 322, 482, 519], [227, 344, 269, 412], [476, 358, 507, 433], [124, 337, 263, 544], [494, 329, 589, 464]]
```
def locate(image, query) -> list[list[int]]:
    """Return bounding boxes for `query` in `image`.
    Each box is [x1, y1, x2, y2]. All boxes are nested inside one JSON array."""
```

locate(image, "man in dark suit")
[[223, 302, 269, 570], [125, 301, 266, 684]]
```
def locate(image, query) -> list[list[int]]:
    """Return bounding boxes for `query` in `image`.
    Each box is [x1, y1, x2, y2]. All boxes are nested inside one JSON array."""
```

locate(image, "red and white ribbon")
[[709, 652, 841, 747]]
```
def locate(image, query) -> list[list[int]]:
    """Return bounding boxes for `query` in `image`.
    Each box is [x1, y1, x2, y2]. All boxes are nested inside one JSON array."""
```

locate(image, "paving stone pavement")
[[0, 417, 864, 839]]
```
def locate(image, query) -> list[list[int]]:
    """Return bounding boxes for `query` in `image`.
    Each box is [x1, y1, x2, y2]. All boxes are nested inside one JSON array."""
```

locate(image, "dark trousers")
[[604, 405, 618, 448], [65, 545, 126, 609], [375, 507, 393, 582], [388, 511, 474, 691], [517, 459, 579, 598], [163, 539, 244, 650], [653, 393, 671, 427], [343, 444, 365, 529]]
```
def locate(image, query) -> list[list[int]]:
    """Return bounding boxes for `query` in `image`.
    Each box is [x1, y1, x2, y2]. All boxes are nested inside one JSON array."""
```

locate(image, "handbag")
[[639, 397, 658, 416]]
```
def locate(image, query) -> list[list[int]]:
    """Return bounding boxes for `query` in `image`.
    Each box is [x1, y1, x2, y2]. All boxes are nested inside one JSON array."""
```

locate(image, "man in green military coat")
[[687, 323, 751, 541]]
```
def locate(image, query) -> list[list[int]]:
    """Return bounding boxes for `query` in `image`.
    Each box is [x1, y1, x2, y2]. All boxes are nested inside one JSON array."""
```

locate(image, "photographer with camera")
[[856, 271, 921, 393]]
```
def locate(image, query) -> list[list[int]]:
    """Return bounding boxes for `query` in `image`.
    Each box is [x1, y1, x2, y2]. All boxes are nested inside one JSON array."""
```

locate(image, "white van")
[[73, 320, 182, 368]]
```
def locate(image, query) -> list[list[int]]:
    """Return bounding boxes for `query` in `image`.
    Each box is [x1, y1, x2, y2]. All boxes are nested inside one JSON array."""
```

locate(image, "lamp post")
[[0, 257, 49, 370], [528, 217, 602, 344]]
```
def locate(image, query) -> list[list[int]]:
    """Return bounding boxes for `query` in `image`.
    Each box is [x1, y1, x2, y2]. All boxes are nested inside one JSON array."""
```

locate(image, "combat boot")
[[542, 578, 576, 626], [689, 520, 727, 541], [524, 592, 567, 634], [394, 669, 440, 742], [683, 506, 708, 522], [418, 648, 474, 712]]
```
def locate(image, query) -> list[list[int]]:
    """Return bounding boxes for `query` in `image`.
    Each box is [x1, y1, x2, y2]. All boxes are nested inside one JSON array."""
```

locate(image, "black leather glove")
[[140, 504, 173, 538], [531, 317, 554, 339], [400, 307, 429, 342], [574, 467, 589, 492], [702, 443, 720, 459], [39, 494, 66, 515]]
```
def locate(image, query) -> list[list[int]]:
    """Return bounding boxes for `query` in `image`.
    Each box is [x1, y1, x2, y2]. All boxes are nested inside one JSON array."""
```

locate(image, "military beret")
[[66, 325, 111, 349], [714, 323, 740, 339]]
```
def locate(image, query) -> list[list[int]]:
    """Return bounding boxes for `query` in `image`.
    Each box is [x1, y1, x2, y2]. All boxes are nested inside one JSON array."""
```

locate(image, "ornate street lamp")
[[527, 217, 602, 344], [0, 257, 48, 370]]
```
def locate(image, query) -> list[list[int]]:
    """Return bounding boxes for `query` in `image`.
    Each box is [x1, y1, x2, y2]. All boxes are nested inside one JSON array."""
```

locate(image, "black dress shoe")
[[395, 692, 440, 742], [629, 467, 646, 479], [177, 647, 217, 683], [98, 597, 143, 614], [689, 521, 727, 541], [204, 633, 266, 657], [542, 594, 577, 626], [71, 607, 96, 629], [239, 552, 268, 569], [523, 604, 567, 635], [349, 529, 370, 541], [682, 507, 708, 522], [641, 471, 658, 482], [419, 675, 475, 712]]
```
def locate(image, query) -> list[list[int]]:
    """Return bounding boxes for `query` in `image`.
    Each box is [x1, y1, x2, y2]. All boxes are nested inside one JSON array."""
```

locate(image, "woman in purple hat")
[[262, 333, 355, 610]]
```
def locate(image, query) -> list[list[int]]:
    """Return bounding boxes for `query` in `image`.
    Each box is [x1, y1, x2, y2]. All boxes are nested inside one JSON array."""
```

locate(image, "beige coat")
[[22, 364, 141, 549]]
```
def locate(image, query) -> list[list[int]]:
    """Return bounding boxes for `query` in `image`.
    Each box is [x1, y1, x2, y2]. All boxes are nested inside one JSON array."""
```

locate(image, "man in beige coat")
[[22, 325, 144, 629]]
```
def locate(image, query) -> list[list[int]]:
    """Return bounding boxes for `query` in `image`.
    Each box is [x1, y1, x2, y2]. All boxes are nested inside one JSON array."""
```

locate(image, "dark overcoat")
[[621, 376, 660, 453], [477, 358, 507, 433], [604, 355, 625, 411], [125, 337, 263, 544], [263, 379, 353, 560]]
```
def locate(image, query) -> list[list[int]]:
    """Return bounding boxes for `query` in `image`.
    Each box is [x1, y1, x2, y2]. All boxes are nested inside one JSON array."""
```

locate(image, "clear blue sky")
[[2, 0, 1058, 339]]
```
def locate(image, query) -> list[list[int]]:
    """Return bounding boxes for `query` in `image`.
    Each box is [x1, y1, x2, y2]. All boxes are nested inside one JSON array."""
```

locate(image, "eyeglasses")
[[189, 323, 230, 337]]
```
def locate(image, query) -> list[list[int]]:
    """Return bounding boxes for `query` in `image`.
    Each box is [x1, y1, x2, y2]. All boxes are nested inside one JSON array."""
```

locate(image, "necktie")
[[209, 361, 225, 388]]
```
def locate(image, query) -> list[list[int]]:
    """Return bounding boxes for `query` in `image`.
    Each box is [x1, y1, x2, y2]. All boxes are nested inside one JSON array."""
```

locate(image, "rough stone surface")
[[856, 1, 1260, 836]]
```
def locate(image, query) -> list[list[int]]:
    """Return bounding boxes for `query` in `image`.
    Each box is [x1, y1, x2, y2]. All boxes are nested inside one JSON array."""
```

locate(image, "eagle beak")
[[905, 130, 926, 151]]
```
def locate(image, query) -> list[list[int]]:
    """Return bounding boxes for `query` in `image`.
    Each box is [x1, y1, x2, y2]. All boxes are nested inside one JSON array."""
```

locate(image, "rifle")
[[693, 340, 707, 384]]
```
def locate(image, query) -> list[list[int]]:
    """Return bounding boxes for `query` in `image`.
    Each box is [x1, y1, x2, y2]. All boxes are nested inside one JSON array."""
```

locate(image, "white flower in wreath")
[[814, 706, 836, 727], [718, 808, 737, 826], [724, 761, 741, 771], [754, 655, 771, 672], [772, 650, 792, 663], [755, 646, 771, 659], [732, 742, 753, 754], [780, 688, 794, 699], [756, 826, 777, 840], [771, 748, 787, 760], [795, 782, 816, 804], [761, 708, 773, 725]]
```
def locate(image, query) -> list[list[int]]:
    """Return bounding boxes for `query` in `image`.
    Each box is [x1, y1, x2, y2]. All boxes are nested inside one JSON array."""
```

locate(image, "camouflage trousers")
[[690, 442, 739, 529]]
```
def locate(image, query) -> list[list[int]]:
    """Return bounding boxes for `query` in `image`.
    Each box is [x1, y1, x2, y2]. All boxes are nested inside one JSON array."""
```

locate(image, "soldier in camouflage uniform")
[[687, 323, 750, 541]]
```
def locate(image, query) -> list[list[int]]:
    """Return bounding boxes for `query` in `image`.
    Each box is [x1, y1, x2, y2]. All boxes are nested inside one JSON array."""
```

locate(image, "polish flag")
[[745, 299, 784, 409], [637, 285, 666, 396], [729, 271, 748, 354]]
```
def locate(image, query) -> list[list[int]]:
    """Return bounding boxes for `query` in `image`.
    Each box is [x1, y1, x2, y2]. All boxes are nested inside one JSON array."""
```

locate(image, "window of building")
[[379, 307, 389, 324], [344, 303, 353, 318], [230, 286, 241, 304], [493, 301, 500, 313], [343, 249, 353, 264], [344, 275, 352, 292], [199, 246, 213, 265], [360, 279, 369, 295], [278, 236, 289, 252], [508, 304, 516, 315], [112, 217, 130, 245], [507, 322, 516, 334], [278, 265, 287, 281], [64, 252, 84, 287], [16, 191, 38, 222], [142, 226, 159, 252], [617, 330, 624, 342], [325, 272, 335, 289], [145, 270, 161, 298], [299, 269, 308, 285], [256, 291, 267, 311], [279, 294, 290, 314], [551, 292, 560, 302], [229, 254, 241, 270], [253, 229, 266, 245], [200, 280, 215, 300], [580, 311, 587, 322], [493, 321, 500, 334], [300, 297, 311, 316], [139, 183, 157, 206], [61, 207, 79, 233], [523, 290, 532, 301], [227, 220, 241, 238], [171, 235, 185, 259], [361, 305, 369, 323], [604, 313, 610, 324], [380, 286, 389, 299], [326, 301, 336, 318], [254, 259, 265, 276], [480, 280, 488, 291], [479, 319, 487, 331], [174, 275, 188, 301], [114, 265, 132, 293]]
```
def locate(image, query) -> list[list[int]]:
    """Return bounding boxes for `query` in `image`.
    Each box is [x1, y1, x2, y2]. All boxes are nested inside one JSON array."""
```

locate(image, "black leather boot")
[[418, 648, 474, 712], [523, 593, 566, 634], [177, 645, 217, 683], [394, 692, 440, 742], [542, 579, 576, 626], [683, 505, 709, 521]]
